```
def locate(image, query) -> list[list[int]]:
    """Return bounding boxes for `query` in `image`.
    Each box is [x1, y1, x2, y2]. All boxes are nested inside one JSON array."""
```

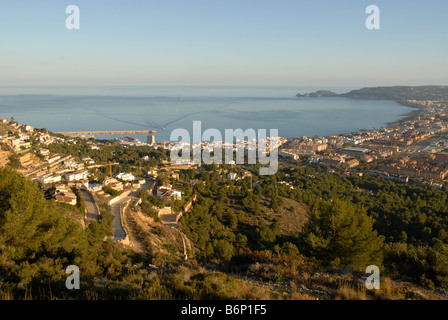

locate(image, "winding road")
[[111, 180, 154, 241], [111, 197, 130, 241], [80, 189, 100, 224]]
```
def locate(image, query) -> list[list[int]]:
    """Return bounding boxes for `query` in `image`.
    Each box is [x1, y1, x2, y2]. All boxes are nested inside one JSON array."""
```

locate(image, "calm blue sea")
[[0, 86, 413, 142]]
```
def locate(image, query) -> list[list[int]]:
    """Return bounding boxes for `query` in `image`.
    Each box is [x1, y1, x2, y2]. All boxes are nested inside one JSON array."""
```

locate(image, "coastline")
[[2, 85, 444, 142], [1, 91, 411, 142], [295, 85, 448, 136], [385, 101, 421, 127], [293, 96, 420, 138], [349, 97, 422, 129]]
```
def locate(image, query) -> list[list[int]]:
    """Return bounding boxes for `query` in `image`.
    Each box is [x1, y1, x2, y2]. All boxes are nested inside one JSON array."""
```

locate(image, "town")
[[2, 86, 448, 301], [1, 93, 448, 215], [279, 98, 448, 189]]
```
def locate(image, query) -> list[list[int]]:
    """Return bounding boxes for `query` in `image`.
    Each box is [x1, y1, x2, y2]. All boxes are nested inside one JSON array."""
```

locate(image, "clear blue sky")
[[0, 0, 447, 87]]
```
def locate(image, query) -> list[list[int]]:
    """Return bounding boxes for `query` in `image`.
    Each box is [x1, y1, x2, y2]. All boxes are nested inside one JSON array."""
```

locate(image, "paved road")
[[80, 189, 100, 224], [112, 180, 154, 241], [112, 198, 129, 241]]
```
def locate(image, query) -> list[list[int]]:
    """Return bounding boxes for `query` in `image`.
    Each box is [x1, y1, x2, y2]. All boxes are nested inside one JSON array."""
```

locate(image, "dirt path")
[[123, 205, 180, 257], [123, 206, 152, 254]]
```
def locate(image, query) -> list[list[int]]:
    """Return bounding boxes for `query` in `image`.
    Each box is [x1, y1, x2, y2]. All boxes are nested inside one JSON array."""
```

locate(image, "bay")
[[0, 86, 413, 142]]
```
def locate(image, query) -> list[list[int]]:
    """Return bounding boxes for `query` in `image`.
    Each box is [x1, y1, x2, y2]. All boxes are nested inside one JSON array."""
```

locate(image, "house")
[[18, 133, 29, 141], [157, 183, 182, 200], [55, 194, 77, 206], [38, 174, 62, 184], [7, 137, 31, 152], [279, 150, 300, 160], [39, 149, 50, 157], [103, 177, 124, 191], [144, 169, 159, 178], [63, 160, 77, 169], [114, 172, 135, 181], [344, 159, 360, 168], [52, 184, 77, 206], [168, 189, 182, 200], [309, 155, 323, 164], [323, 155, 345, 167], [432, 182, 443, 190], [15, 141, 31, 151], [227, 172, 238, 181], [0, 118, 7, 123], [278, 181, 294, 189], [361, 154, 374, 163], [49, 183, 71, 196], [48, 155, 61, 164], [82, 157, 95, 165], [172, 158, 193, 165], [6, 138, 21, 148], [64, 169, 90, 182]]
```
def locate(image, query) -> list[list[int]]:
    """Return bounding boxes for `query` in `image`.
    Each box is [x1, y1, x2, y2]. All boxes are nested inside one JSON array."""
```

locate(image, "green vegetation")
[[300, 200, 384, 270], [7, 154, 21, 168], [178, 163, 448, 289], [139, 191, 162, 220], [3, 140, 448, 299], [72, 188, 86, 215], [0, 167, 141, 299], [103, 185, 123, 197]]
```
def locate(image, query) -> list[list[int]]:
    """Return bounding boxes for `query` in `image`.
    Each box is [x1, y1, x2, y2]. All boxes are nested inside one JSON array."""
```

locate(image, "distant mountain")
[[340, 86, 448, 101], [296, 86, 448, 102]]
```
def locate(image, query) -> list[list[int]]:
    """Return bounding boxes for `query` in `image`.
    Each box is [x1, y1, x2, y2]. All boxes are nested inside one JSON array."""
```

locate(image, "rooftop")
[[342, 147, 370, 153]]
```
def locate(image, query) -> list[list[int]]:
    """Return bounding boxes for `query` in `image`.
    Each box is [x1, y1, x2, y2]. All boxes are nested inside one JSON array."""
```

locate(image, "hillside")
[[0, 121, 14, 137], [127, 191, 448, 300], [0, 146, 12, 167], [340, 86, 448, 102], [2, 164, 448, 300], [122, 201, 192, 261], [123, 192, 310, 262], [296, 86, 448, 102]]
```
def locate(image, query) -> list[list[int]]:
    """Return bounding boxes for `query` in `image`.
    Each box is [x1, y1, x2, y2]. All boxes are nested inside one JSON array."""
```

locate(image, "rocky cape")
[[296, 86, 448, 102], [296, 90, 338, 98]]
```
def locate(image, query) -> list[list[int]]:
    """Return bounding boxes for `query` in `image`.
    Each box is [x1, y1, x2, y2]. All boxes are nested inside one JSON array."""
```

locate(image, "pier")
[[55, 130, 158, 137]]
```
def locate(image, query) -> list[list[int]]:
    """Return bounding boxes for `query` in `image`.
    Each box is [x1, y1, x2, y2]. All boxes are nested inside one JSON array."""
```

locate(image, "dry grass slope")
[[123, 204, 188, 261]]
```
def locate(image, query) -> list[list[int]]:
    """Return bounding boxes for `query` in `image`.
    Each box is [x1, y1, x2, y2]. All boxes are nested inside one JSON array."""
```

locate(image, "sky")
[[0, 0, 447, 87]]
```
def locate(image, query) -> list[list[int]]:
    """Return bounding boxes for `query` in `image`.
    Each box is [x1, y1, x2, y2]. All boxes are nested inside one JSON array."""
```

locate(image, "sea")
[[0, 86, 414, 143]]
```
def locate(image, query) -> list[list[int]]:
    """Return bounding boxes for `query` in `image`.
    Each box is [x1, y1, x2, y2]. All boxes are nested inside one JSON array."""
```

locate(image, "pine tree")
[[301, 199, 384, 270]]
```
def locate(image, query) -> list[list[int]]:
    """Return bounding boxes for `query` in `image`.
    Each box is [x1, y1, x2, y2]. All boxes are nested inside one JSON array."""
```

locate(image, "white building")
[[157, 184, 182, 200], [33, 174, 62, 184], [114, 172, 136, 181], [82, 157, 95, 165], [64, 169, 90, 182], [227, 172, 238, 181]]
